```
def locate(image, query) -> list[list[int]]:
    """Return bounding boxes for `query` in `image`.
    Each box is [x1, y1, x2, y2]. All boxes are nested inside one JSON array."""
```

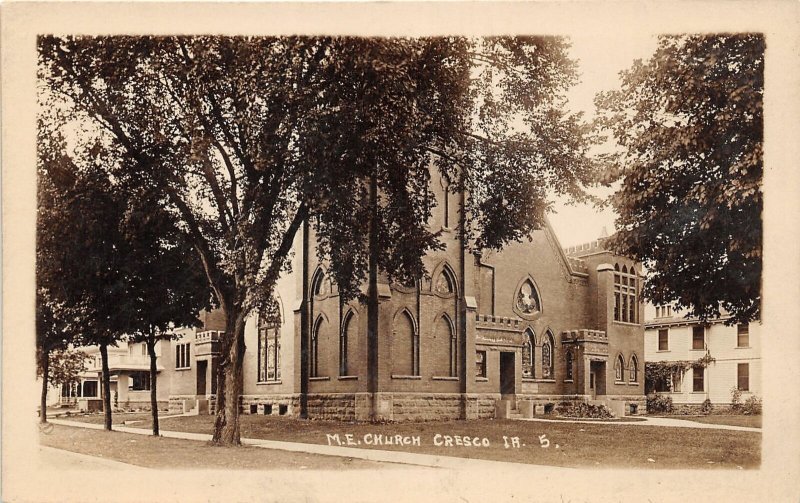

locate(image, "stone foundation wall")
[[241, 394, 299, 417], [391, 393, 463, 421]]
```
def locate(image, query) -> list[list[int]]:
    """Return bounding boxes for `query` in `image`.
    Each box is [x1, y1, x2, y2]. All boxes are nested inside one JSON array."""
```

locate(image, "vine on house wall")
[[645, 353, 716, 393]]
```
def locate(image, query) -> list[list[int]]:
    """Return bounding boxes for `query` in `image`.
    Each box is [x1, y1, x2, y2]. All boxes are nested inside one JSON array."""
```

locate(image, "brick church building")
[[164, 173, 646, 421]]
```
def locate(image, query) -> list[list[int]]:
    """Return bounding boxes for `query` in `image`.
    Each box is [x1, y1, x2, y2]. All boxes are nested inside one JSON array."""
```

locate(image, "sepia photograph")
[[3, 2, 799, 502]]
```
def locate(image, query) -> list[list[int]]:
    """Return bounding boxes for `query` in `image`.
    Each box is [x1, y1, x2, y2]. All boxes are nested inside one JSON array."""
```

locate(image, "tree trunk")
[[99, 342, 113, 431], [40, 350, 50, 424], [212, 314, 246, 445], [147, 334, 160, 436]]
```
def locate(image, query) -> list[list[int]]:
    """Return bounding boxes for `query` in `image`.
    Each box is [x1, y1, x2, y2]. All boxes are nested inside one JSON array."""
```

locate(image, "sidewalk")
[[39, 445, 151, 471], [518, 415, 761, 432]]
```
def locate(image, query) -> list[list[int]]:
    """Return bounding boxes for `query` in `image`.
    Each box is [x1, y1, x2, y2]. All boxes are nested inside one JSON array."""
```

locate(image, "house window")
[[692, 367, 704, 392], [737, 324, 750, 348], [613, 264, 638, 323], [692, 326, 705, 350], [615, 355, 624, 382], [629, 355, 638, 382], [476, 351, 487, 378], [258, 299, 281, 382], [737, 363, 750, 391], [141, 344, 147, 356], [658, 329, 669, 351], [175, 342, 191, 369], [522, 329, 534, 378], [565, 350, 573, 380], [130, 371, 150, 391], [542, 333, 554, 378]]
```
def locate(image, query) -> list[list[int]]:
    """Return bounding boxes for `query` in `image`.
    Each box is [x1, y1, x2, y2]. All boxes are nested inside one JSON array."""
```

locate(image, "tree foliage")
[[595, 34, 763, 324], [43, 349, 90, 389], [39, 35, 595, 443]]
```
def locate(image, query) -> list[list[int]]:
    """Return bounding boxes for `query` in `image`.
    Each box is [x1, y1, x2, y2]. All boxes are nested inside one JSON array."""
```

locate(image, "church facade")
[[165, 175, 646, 420]]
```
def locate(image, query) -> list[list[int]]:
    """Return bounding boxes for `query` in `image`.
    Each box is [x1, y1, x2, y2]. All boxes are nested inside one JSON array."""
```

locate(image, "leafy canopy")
[[595, 34, 763, 324]]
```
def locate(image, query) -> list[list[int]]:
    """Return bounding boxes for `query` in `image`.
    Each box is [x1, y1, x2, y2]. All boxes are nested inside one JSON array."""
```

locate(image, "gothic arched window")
[[542, 332, 554, 378], [258, 297, 281, 382], [522, 329, 535, 378], [615, 355, 625, 382], [629, 355, 639, 383]]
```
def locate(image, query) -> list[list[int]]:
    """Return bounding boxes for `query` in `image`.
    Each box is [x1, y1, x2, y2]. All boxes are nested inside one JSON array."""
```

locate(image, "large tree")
[[39, 36, 595, 444], [594, 34, 763, 324]]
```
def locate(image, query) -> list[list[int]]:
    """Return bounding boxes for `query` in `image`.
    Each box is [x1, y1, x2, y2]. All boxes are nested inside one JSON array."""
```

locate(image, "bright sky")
[[547, 33, 658, 248]]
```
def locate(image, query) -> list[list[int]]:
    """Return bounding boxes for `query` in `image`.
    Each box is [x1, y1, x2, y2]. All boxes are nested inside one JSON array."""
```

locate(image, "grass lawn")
[[671, 415, 762, 429], [40, 424, 384, 470], [75, 413, 761, 470]]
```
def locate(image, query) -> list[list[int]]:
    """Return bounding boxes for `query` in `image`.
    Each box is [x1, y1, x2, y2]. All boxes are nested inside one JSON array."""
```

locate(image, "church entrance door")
[[499, 352, 515, 397]]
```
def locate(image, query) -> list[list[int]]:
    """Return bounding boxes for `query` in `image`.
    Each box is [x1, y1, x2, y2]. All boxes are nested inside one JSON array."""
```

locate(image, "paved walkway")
[[517, 415, 761, 432], [38, 445, 150, 471]]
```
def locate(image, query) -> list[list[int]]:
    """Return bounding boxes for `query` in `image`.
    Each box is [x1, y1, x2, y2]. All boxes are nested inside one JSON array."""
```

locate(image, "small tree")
[[121, 187, 211, 436], [45, 349, 91, 403]]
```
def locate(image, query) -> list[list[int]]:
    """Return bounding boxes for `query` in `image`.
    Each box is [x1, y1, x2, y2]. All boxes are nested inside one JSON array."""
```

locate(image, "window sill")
[[432, 376, 459, 381], [563, 379, 574, 384], [735, 346, 751, 349], [391, 375, 421, 380], [525, 378, 556, 383], [691, 391, 705, 394], [476, 377, 489, 382], [256, 380, 283, 385], [612, 321, 641, 327], [309, 376, 330, 381], [655, 350, 670, 353], [337, 376, 358, 381], [614, 380, 625, 385], [175, 367, 191, 371], [690, 348, 705, 351], [628, 382, 640, 386]]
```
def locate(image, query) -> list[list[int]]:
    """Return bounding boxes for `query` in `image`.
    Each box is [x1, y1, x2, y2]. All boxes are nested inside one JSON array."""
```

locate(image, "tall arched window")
[[613, 264, 638, 323], [522, 329, 535, 378], [311, 316, 323, 378], [432, 315, 457, 377], [542, 332, 554, 379], [629, 355, 639, 383], [615, 355, 625, 382], [258, 297, 281, 382], [565, 350, 574, 381], [340, 311, 354, 377], [392, 310, 418, 376]]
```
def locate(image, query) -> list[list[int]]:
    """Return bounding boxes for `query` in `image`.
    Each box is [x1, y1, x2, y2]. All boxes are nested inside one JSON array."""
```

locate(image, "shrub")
[[647, 393, 673, 413], [556, 402, 614, 419], [742, 395, 762, 415], [730, 387, 742, 411], [701, 398, 713, 414]]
